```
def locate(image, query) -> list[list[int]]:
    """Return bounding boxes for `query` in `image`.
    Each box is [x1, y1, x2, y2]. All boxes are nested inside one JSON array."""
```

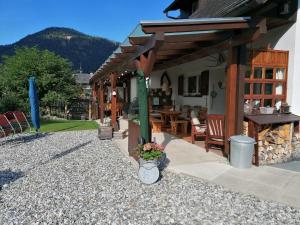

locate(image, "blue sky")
[[0, 0, 174, 45]]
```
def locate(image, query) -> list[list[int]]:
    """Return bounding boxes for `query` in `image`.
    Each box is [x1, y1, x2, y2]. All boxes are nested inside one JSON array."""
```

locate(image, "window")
[[244, 50, 288, 107]]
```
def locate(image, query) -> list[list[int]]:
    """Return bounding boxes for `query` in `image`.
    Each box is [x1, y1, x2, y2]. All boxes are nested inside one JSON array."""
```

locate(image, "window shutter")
[[200, 70, 209, 95]]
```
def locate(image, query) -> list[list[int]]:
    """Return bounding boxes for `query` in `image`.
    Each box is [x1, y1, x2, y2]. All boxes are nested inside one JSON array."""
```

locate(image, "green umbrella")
[[136, 69, 150, 143]]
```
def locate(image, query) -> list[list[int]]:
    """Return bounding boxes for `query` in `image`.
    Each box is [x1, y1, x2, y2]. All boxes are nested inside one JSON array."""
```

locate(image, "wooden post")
[[236, 45, 247, 134], [225, 46, 238, 156], [98, 81, 105, 123], [91, 83, 97, 120], [110, 72, 118, 130]]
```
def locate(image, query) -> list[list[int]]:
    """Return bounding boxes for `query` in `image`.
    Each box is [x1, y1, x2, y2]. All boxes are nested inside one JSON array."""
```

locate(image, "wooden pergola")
[[91, 17, 267, 154]]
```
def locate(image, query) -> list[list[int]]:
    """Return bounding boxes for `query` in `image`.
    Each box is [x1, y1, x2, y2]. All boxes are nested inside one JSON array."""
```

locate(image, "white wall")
[[250, 2, 300, 115], [292, 1, 300, 115], [150, 54, 226, 114]]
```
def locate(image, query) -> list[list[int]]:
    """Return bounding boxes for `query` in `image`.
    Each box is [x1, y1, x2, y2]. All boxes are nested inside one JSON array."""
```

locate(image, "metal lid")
[[230, 135, 255, 144]]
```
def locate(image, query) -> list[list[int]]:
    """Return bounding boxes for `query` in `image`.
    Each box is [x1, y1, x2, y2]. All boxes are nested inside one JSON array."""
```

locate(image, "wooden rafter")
[[154, 18, 267, 71], [142, 22, 253, 34]]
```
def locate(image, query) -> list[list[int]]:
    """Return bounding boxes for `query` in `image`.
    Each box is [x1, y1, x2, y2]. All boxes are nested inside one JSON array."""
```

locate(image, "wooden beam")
[[121, 45, 137, 53], [236, 45, 247, 134], [136, 50, 157, 76], [142, 22, 252, 34], [164, 32, 227, 43], [225, 46, 238, 156], [98, 81, 105, 123], [157, 49, 192, 56], [129, 32, 164, 61], [160, 42, 200, 50], [110, 72, 118, 130], [154, 40, 230, 70], [154, 19, 267, 71]]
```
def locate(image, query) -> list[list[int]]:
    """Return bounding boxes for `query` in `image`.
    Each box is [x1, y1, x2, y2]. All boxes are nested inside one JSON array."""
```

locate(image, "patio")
[[115, 129, 300, 209]]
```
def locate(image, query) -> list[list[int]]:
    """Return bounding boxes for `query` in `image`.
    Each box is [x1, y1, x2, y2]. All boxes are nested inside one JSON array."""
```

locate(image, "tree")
[[0, 47, 81, 114]]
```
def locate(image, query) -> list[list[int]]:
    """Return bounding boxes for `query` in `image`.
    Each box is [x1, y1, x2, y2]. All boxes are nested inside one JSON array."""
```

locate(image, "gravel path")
[[0, 131, 300, 225]]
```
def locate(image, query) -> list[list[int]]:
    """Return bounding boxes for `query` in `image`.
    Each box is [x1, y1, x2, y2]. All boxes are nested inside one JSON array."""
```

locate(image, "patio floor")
[[115, 131, 300, 209]]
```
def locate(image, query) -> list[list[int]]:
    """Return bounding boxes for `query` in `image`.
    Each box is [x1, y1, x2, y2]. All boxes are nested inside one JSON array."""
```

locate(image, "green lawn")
[[35, 120, 99, 133]]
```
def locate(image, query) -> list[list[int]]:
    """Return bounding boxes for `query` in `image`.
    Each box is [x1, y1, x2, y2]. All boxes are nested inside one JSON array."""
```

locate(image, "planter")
[[98, 126, 113, 140], [138, 158, 160, 185]]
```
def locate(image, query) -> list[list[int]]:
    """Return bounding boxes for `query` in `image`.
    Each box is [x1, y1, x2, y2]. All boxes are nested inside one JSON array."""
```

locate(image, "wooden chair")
[[191, 110, 206, 144], [206, 114, 225, 152]]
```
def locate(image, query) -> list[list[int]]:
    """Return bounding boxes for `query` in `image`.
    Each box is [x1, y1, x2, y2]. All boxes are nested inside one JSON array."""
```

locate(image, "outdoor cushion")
[[194, 124, 206, 132]]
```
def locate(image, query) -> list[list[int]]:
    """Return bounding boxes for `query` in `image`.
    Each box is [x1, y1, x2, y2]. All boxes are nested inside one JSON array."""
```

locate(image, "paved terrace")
[[115, 132, 300, 209], [1, 131, 297, 224]]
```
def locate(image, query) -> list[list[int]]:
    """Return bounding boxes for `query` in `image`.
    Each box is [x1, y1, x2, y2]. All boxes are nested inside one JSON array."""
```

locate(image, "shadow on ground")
[[0, 170, 24, 190], [50, 141, 92, 160], [0, 133, 52, 146]]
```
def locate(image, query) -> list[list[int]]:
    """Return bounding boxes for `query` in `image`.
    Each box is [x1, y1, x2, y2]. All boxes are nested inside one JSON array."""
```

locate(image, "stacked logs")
[[257, 124, 300, 165]]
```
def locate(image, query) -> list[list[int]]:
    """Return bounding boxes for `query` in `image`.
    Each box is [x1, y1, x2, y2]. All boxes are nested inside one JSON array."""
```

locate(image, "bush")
[[0, 93, 27, 114]]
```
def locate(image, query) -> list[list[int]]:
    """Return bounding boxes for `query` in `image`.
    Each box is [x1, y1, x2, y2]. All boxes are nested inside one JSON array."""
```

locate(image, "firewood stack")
[[257, 123, 300, 165]]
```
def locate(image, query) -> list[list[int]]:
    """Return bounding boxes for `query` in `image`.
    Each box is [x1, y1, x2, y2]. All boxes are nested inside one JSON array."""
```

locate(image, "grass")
[[33, 119, 99, 133]]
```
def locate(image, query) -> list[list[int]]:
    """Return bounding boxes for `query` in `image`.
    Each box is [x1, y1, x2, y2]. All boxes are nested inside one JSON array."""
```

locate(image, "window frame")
[[244, 49, 288, 107]]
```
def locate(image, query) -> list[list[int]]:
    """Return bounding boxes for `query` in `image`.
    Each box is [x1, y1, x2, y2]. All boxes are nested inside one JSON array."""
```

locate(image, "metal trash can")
[[230, 135, 256, 169]]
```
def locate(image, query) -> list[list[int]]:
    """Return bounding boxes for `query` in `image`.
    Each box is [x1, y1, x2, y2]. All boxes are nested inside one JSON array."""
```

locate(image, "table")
[[245, 113, 300, 166], [154, 110, 182, 126]]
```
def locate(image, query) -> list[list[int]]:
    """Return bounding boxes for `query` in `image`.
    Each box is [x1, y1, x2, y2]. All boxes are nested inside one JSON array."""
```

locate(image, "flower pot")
[[138, 158, 159, 185], [139, 158, 158, 166]]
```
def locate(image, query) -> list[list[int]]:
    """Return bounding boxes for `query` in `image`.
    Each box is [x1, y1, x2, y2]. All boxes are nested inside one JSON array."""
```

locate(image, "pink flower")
[[143, 143, 152, 151], [153, 143, 164, 152]]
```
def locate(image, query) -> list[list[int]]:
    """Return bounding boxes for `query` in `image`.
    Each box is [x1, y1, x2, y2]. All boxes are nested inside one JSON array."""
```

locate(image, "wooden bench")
[[150, 118, 163, 133], [170, 120, 188, 134]]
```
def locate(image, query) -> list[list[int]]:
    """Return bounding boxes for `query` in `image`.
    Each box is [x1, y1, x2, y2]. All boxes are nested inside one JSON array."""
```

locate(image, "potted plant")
[[136, 142, 166, 185]]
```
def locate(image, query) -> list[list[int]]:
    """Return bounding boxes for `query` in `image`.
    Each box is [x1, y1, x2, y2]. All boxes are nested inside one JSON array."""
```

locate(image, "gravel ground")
[[0, 131, 300, 225]]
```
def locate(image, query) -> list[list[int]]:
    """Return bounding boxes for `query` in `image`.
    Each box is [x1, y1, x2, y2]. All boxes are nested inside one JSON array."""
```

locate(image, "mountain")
[[0, 27, 119, 73]]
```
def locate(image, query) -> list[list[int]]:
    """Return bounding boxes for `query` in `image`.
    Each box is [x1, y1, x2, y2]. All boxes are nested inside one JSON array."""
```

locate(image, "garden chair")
[[190, 110, 206, 144], [13, 111, 31, 132], [4, 112, 22, 133], [206, 114, 225, 152], [0, 114, 15, 137]]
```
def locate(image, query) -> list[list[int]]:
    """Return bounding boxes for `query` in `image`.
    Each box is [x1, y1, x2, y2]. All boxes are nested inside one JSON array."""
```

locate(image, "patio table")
[[154, 110, 182, 126]]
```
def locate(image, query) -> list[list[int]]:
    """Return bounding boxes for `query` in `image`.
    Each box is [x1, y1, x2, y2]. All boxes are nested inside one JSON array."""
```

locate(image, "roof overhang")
[[91, 17, 267, 83]]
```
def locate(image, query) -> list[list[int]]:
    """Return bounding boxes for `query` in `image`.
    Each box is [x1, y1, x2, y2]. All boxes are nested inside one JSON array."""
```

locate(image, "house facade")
[[167, 0, 300, 113], [91, 0, 300, 165]]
